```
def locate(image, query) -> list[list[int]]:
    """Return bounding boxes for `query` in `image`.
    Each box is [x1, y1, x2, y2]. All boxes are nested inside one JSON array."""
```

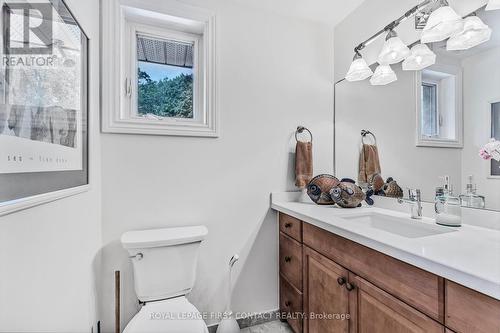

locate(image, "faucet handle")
[[407, 188, 421, 201]]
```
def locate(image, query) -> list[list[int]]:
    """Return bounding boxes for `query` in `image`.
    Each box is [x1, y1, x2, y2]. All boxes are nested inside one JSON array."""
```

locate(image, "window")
[[421, 83, 438, 137], [101, 1, 217, 137], [416, 66, 463, 148], [136, 35, 194, 119]]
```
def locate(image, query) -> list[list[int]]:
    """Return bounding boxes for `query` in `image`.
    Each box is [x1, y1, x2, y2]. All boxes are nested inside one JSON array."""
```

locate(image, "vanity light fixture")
[[345, 0, 434, 80], [345, 51, 373, 82], [402, 43, 436, 71], [447, 15, 492, 51], [486, 0, 500, 11], [370, 65, 397, 86], [420, 4, 464, 43], [378, 30, 411, 65]]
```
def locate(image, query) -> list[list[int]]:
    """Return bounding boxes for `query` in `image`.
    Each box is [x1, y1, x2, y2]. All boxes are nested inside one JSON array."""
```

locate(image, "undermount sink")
[[340, 212, 458, 238]]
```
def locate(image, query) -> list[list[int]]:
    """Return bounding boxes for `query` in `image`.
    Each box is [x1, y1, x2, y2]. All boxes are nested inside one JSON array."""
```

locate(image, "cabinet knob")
[[337, 277, 346, 286], [284, 256, 292, 263], [346, 283, 355, 291], [284, 223, 292, 228], [285, 301, 292, 307]]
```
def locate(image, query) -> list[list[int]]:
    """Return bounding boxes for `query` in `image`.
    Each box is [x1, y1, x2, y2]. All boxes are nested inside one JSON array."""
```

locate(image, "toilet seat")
[[123, 296, 208, 333]]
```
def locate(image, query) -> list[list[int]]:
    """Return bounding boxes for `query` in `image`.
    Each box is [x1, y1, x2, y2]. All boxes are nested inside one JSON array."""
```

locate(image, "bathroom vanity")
[[273, 194, 500, 333]]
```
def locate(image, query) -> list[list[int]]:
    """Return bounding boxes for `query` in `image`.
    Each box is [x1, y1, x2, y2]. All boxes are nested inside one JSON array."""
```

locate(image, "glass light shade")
[[378, 33, 411, 65], [402, 44, 436, 71], [370, 65, 397, 86], [421, 6, 465, 43], [486, 0, 500, 11], [345, 57, 373, 82], [447, 16, 492, 51]]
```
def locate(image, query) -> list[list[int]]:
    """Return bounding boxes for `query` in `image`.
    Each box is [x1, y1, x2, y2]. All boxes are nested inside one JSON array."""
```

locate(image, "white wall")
[[335, 66, 462, 202], [462, 47, 500, 210], [0, 0, 102, 332], [99, 0, 334, 331]]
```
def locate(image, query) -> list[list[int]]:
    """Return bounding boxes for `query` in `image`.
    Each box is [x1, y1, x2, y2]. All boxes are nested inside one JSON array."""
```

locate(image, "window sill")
[[416, 138, 463, 149], [102, 118, 219, 137]]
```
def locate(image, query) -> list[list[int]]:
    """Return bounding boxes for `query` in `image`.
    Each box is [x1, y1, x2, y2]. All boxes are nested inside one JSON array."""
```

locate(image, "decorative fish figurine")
[[383, 177, 403, 198], [329, 178, 374, 208], [370, 173, 385, 195], [307, 174, 340, 205]]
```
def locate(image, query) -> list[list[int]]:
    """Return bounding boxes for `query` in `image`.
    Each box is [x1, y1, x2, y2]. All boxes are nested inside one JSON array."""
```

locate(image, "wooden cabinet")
[[349, 274, 444, 333], [303, 247, 350, 333], [279, 232, 303, 291], [280, 274, 303, 333], [303, 222, 444, 322], [277, 213, 499, 333], [279, 213, 303, 332], [279, 212, 302, 242], [445, 280, 500, 333]]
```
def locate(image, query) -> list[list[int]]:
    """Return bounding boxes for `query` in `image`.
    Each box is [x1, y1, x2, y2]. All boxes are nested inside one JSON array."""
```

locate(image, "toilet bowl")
[[121, 226, 209, 333], [123, 296, 208, 333]]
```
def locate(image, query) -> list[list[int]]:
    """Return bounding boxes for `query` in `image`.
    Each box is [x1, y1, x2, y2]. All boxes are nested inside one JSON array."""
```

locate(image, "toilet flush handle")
[[129, 253, 143, 261]]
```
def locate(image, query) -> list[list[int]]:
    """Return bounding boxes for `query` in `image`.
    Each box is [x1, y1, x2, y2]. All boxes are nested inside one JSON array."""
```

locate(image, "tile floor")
[[240, 320, 293, 333]]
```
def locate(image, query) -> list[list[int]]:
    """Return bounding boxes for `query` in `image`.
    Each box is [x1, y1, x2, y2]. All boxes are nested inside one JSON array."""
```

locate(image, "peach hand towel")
[[295, 141, 313, 188], [358, 144, 381, 186]]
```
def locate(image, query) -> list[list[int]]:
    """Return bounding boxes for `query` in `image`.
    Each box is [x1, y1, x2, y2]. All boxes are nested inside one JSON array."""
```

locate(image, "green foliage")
[[138, 68, 193, 118]]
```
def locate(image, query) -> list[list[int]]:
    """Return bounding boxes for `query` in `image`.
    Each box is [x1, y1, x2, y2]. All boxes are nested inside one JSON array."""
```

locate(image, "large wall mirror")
[[335, 5, 500, 211]]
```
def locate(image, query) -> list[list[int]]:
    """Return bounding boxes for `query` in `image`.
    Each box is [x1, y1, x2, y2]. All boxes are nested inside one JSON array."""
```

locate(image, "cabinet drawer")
[[350, 275, 444, 333], [445, 280, 500, 333], [279, 232, 303, 290], [303, 223, 444, 323], [279, 213, 302, 242], [280, 274, 303, 333]]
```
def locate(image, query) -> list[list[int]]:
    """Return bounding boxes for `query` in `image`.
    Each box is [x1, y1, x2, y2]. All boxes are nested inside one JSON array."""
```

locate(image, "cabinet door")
[[445, 280, 500, 333], [303, 246, 350, 333], [280, 274, 303, 333], [349, 274, 444, 333]]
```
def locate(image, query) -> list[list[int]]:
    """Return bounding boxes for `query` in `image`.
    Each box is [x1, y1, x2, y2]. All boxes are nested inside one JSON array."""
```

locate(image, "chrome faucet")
[[398, 189, 423, 219]]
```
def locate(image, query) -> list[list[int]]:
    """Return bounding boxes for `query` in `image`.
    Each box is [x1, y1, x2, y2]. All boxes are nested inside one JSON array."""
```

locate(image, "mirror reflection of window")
[[421, 82, 438, 137], [417, 67, 462, 147], [491, 102, 500, 177]]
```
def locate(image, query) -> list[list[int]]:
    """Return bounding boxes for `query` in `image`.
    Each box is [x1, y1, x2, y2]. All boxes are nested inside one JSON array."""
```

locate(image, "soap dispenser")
[[435, 175, 462, 227], [435, 176, 454, 198], [459, 175, 485, 209]]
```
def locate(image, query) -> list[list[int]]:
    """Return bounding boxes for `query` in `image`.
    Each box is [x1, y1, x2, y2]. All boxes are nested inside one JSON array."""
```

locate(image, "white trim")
[[487, 98, 500, 179], [415, 65, 464, 149], [0, 185, 90, 217], [101, 0, 218, 137]]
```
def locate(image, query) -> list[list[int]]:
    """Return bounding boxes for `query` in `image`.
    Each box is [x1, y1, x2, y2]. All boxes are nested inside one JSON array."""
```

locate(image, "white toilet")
[[121, 226, 209, 333]]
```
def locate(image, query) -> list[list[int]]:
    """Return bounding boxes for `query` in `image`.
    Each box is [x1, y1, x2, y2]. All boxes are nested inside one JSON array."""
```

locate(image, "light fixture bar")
[[354, 0, 436, 54]]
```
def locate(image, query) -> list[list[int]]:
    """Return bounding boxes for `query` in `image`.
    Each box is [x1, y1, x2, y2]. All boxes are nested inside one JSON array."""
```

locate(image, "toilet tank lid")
[[121, 226, 208, 249]]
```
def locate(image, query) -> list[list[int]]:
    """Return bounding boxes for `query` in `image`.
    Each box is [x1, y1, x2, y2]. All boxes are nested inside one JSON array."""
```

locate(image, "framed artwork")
[[491, 101, 500, 177], [0, 0, 88, 213]]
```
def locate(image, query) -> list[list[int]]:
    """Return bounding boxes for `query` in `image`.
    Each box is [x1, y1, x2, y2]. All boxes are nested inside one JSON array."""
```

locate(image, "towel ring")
[[295, 126, 313, 143], [361, 130, 377, 145]]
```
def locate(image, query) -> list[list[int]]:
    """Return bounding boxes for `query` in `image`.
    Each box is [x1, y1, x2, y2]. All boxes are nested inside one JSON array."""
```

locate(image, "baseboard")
[[207, 309, 279, 333]]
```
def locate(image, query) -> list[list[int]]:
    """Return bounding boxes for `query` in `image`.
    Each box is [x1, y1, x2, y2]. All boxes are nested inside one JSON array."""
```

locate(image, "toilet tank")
[[121, 226, 208, 302]]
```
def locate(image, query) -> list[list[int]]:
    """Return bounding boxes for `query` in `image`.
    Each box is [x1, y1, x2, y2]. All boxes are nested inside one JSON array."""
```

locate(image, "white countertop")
[[271, 192, 500, 300]]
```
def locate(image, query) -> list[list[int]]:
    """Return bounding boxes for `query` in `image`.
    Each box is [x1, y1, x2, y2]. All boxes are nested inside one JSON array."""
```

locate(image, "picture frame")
[[0, 0, 89, 215]]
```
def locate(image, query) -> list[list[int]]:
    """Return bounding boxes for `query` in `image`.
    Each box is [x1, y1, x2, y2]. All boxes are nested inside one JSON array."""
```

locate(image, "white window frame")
[[101, 0, 218, 137], [414, 65, 463, 148]]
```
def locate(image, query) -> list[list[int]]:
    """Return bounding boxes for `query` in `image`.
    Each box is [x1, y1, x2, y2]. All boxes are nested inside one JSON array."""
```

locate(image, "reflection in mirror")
[[418, 66, 462, 147], [335, 6, 500, 211]]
